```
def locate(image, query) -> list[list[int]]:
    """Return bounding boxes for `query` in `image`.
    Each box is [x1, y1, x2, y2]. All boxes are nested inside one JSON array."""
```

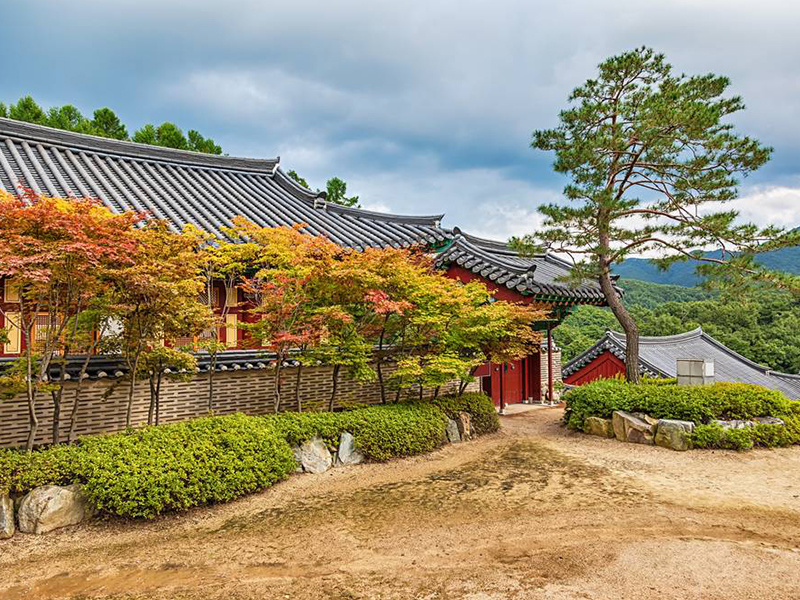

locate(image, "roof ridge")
[[0, 117, 279, 173]]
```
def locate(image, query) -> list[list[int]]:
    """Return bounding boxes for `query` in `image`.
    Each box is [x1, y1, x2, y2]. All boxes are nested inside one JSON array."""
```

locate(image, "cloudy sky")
[[1, 0, 798, 241]]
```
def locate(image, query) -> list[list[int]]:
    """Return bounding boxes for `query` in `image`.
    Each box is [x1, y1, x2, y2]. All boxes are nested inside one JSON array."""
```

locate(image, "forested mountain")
[[615, 246, 800, 286], [558, 279, 800, 374]]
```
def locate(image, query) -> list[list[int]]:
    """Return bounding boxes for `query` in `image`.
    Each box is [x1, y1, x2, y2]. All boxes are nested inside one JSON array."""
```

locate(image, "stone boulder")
[[446, 419, 461, 443], [1, 494, 14, 539], [655, 419, 695, 451], [291, 446, 305, 473], [456, 412, 472, 441], [754, 416, 785, 426], [296, 437, 333, 474], [612, 411, 655, 445], [714, 419, 755, 429], [17, 485, 95, 535], [337, 432, 365, 466], [584, 416, 614, 438]]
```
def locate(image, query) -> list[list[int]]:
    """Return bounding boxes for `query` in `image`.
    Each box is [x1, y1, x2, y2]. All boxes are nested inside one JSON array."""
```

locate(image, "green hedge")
[[691, 416, 800, 451], [0, 393, 496, 518], [564, 379, 797, 431], [431, 392, 500, 435], [264, 403, 449, 462]]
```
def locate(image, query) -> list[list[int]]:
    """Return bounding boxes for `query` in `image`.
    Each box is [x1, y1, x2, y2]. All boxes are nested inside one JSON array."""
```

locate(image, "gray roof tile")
[[562, 327, 800, 399]]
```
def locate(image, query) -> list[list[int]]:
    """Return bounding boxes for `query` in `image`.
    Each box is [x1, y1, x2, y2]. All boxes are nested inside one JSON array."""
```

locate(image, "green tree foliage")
[[559, 280, 800, 374], [285, 170, 362, 207], [1, 95, 222, 154], [515, 47, 797, 382], [325, 176, 360, 208]]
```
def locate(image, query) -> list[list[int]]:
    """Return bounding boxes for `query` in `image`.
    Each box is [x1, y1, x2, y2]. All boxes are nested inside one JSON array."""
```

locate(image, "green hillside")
[[558, 279, 800, 374], [615, 245, 800, 287]]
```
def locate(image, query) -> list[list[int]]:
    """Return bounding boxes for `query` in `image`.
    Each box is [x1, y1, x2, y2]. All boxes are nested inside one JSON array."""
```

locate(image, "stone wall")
[[0, 364, 478, 449]]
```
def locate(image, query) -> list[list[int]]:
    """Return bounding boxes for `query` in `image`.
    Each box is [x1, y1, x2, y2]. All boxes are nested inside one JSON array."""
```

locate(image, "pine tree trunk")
[[598, 256, 640, 383], [328, 364, 341, 412]]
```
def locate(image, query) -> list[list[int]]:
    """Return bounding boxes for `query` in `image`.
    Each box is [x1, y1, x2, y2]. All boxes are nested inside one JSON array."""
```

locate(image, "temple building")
[[0, 117, 608, 409], [562, 328, 800, 399]]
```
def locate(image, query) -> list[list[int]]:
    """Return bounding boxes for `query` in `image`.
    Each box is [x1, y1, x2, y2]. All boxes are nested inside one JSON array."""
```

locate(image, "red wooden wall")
[[563, 351, 625, 385]]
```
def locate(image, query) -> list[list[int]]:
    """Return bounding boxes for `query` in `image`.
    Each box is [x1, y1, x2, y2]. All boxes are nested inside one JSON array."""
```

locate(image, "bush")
[[1, 397, 502, 517], [691, 416, 800, 451], [564, 379, 796, 431], [263, 403, 449, 461], [431, 392, 500, 435], [79, 414, 296, 518]]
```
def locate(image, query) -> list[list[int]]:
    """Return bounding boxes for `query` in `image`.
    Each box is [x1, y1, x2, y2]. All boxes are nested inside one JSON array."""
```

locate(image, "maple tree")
[[0, 190, 142, 449], [104, 221, 212, 429]]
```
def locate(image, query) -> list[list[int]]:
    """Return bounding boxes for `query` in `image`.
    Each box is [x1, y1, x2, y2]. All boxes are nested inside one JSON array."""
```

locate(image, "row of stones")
[[584, 411, 786, 451]]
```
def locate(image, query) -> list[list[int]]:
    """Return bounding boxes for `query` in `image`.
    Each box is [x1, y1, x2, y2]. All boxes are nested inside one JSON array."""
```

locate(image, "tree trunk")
[[377, 319, 388, 403], [419, 383, 424, 401], [208, 350, 217, 413], [148, 374, 156, 426], [598, 258, 640, 383], [458, 365, 479, 396], [155, 373, 163, 425], [328, 364, 341, 412], [294, 361, 303, 412], [24, 326, 38, 452], [274, 354, 284, 414], [433, 386, 440, 399], [126, 351, 142, 429], [51, 387, 63, 445]]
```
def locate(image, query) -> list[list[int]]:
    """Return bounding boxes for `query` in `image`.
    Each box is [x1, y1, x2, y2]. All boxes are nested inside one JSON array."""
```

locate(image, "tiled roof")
[[562, 327, 800, 399], [434, 228, 607, 302], [0, 350, 294, 381], [0, 118, 446, 250]]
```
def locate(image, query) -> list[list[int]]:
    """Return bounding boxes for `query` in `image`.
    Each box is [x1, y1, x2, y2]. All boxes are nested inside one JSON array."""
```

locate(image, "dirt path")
[[2, 407, 800, 600]]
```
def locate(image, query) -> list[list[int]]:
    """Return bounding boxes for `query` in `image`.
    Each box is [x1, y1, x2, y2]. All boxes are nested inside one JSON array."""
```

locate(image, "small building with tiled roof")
[[0, 118, 608, 407], [562, 327, 800, 399]]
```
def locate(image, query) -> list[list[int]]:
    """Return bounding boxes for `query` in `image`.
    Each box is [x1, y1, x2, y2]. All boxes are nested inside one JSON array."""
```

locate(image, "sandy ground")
[[2, 406, 800, 600]]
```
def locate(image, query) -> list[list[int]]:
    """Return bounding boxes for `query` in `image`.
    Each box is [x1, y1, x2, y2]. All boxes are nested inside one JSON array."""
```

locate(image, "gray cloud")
[[1, 0, 798, 241]]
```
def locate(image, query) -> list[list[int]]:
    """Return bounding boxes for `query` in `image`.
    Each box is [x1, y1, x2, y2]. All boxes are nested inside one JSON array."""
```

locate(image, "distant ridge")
[[615, 245, 800, 287]]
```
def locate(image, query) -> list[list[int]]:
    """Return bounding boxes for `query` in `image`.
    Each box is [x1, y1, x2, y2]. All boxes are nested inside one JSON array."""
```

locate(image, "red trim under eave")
[[444, 265, 535, 304], [563, 351, 625, 385]]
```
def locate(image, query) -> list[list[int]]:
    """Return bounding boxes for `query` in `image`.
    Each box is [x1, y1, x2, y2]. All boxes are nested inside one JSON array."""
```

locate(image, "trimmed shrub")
[[263, 403, 449, 462], [1, 397, 501, 517], [564, 379, 796, 431], [431, 392, 500, 435], [79, 414, 296, 519], [0, 444, 85, 496], [691, 416, 800, 451]]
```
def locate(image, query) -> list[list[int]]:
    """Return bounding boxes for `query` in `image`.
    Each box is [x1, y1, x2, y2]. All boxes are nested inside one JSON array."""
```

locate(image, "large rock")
[[456, 412, 472, 441], [291, 446, 305, 473], [1, 494, 14, 539], [612, 411, 655, 445], [584, 416, 615, 438], [337, 432, 365, 466], [714, 419, 755, 429], [655, 419, 695, 451], [754, 416, 785, 426], [296, 437, 333, 474], [446, 419, 461, 443], [17, 485, 95, 535]]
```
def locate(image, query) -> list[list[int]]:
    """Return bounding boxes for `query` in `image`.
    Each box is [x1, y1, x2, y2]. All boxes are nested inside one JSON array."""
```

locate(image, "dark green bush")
[[2, 397, 500, 517], [691, 416, 800, 451], [0, 444, 85, 495], [564, 379, 795, 431], [264, 403, 449, 462], [79, 414, 296, 518], [431, 392, 500, 435]]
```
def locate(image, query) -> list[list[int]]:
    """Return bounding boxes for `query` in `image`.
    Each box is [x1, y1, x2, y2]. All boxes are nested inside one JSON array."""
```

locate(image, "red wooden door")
[[490, 360, 525, 405]]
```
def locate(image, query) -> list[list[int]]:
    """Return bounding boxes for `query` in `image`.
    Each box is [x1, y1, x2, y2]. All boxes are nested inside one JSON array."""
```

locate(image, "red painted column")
[[547, 323, 554, 405]]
